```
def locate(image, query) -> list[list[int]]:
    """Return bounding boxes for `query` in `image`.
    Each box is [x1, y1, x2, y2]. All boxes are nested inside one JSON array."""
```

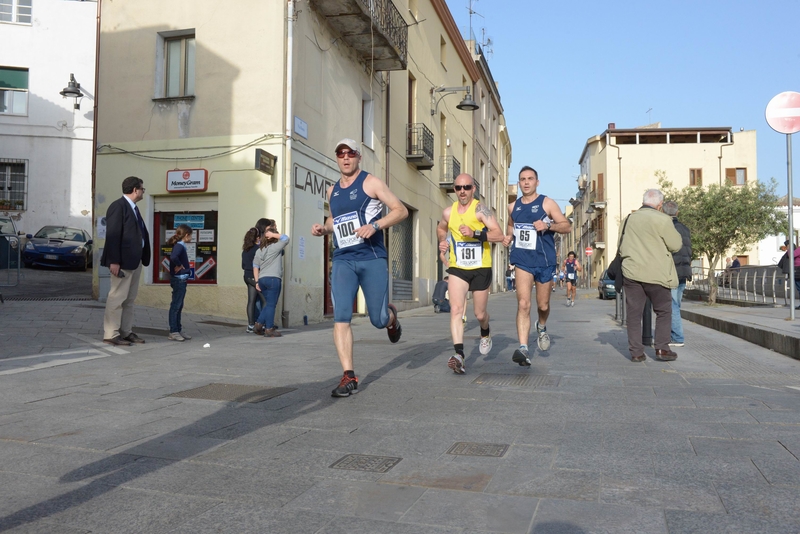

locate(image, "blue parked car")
[[23, 226, 93, 271], [597, 269, 616, 300]]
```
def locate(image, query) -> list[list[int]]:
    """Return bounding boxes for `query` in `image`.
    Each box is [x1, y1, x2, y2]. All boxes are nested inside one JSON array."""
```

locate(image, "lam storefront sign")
[[166, 169, 208, 192]]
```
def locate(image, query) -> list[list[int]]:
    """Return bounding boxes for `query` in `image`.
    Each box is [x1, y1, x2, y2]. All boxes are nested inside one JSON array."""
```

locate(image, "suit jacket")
[[100, 196, 151, 270]]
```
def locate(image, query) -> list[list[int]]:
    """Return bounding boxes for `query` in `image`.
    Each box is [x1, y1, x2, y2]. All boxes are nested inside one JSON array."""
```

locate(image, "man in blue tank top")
[[503, 166, 571, 365], [311, 139, 409, 398]]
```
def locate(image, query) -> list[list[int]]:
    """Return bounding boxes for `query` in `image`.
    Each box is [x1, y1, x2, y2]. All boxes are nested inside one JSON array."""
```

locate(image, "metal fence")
[[0, 234, 21, 301], [691, 265, 797, 306]]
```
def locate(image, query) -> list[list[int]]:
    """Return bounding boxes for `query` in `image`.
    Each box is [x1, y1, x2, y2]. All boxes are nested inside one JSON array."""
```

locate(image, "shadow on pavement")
[[0, 337, 445, 531]]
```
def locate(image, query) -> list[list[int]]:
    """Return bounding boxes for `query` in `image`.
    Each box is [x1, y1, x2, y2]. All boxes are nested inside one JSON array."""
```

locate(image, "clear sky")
[[445, 0, 800, 210]]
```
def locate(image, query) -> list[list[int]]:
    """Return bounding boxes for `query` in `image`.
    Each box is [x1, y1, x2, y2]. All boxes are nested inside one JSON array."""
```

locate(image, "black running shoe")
[[386, 303, 402, 343], [331, 374, 359, 397], [512, 347, 531, 366]]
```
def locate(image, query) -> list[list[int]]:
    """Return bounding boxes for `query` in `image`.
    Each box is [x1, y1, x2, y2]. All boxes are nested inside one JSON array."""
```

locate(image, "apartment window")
[[161, 32, 195, 98], [689, 168, 702, 186], [0, 0, 31, 24], [361, 96, 374, 150], [0, 159, 27, 211], [725, 167, 747, 186], [0, 67, 28, 115], [439, 36, 447, 70]]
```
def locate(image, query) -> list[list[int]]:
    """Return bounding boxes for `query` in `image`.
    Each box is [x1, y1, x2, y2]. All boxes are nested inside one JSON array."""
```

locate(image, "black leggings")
[[244, 275, 267, 325]]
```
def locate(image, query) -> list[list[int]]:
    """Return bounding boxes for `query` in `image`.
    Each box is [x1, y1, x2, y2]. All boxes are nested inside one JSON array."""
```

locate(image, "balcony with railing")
[[309, 0, 407, 71], [508, 183, 518, 203], [589, 187, 606, 209], [438, 155, 461, 191], [406, 123, 434, 170], [590, 229, 606, 249]]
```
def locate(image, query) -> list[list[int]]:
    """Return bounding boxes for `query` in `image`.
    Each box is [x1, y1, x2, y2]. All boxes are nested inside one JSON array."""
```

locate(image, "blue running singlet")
[[329, 170, 386, 261], [509, 194, 556, 268]]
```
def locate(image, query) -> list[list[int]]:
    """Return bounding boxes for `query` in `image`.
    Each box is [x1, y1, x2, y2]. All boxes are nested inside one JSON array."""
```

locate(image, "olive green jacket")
[[618, 206, 682, 288]]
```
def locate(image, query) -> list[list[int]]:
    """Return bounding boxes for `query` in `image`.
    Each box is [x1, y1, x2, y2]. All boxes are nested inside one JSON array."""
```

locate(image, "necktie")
[[134, 205, 148, 238]]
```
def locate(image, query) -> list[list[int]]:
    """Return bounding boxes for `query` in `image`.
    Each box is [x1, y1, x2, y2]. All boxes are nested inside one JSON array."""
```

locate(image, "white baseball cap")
[[335, 138, 360, 152]]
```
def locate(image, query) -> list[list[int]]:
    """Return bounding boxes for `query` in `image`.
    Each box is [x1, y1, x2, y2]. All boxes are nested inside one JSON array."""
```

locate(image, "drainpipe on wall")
[[605, 130, 622, 239], [385, 74, 393, 302], [718, 131, 733, 185], [91, 0, 102, 299], [282, 0, 294, 326]]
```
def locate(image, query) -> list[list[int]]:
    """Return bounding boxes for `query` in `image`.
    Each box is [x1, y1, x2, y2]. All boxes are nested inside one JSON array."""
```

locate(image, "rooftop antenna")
[[646, 107, 653, 123], [480, 27, 493, 58], [467, 0, 483, 43]]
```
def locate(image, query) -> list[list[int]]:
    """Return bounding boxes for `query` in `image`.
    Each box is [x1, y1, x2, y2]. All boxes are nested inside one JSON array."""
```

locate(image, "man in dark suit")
[[101, 176, 151, 346]]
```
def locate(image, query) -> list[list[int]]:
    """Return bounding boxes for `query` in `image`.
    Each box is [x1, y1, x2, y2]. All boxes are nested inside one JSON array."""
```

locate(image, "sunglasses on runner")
[[454, 184, 473, 191], [336, 149, 359, 158]]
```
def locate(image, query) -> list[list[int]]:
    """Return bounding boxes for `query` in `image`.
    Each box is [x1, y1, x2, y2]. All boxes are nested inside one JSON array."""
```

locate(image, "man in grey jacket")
[[619, 189, 682, 362], [662, 201, 692, 347]]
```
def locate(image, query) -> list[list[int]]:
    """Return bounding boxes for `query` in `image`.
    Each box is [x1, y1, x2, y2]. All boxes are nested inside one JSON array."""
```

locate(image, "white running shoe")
[[448, 354, 465, 374], [536, 322, 550, 351], [570, 300, 575, 307], [479, 335, 493, 355]]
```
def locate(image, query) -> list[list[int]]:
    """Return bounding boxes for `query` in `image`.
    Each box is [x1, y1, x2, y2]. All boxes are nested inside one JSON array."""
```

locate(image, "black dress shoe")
[[122, 333, 145, 344], [655, 349, 678, 361], [104, 336, 133, 346]]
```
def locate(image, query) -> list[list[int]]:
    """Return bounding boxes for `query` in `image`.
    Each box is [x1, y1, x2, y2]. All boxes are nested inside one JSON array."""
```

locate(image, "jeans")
[[169, 276, 188, 333], [506, 277, 513, 291], [256, 276, 282, 328], [670, 282, 686, 343]]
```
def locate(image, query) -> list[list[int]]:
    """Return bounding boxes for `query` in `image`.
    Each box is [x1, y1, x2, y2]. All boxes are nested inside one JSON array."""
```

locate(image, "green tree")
[[657, 173, 787, 304]]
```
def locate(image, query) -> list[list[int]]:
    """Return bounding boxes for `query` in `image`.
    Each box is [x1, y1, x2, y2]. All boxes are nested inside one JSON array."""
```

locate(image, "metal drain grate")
[[330, 454, 402, 473], [472, 373, 561, 387], [447, 442, 509, 457], [4, 296, 92, 301], [199, 320, 245, 328], [167, 383, 296, 403]]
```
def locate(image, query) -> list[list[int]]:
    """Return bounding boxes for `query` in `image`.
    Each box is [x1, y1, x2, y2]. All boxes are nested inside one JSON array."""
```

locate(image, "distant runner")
[[563, 252, 582, 307]]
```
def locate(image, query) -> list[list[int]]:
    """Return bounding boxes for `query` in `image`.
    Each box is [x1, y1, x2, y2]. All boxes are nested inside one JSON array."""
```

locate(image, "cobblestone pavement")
[[0, 286, 800, 533]]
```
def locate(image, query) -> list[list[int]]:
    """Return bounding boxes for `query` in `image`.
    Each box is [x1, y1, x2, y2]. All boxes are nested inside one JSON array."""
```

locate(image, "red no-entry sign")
[[766, 91, 800, 135], [585, 247, 593, 256]]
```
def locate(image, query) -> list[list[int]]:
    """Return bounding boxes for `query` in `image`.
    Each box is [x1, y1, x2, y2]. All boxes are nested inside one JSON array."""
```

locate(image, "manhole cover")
[[472, 373, 561, 387], [330, 454, 402, 473], [447, 442, 509, 457], [167, 383, 296, 403], [199, 320, 245, 328], [5, 296, 92, 301]]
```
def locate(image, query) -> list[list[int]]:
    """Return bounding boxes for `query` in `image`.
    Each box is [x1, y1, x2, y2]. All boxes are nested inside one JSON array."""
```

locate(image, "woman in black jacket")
[[242, 227, 266, 333]]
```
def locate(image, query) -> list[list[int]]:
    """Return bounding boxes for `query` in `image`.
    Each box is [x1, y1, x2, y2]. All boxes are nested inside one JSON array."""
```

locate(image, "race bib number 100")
[[455, 242, 482, 268], [513, 223, 537, 250], [333, 212, 364, 249]]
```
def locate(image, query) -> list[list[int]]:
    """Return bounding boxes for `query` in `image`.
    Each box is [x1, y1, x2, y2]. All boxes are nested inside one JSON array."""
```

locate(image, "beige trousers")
[[103, 264, 142, 339]]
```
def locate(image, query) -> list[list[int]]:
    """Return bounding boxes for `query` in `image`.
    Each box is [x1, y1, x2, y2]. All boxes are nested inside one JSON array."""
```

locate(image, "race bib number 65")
[[455, 242, 482, 268], [513, 223, 537, 250], [333, 212, 364, 249]]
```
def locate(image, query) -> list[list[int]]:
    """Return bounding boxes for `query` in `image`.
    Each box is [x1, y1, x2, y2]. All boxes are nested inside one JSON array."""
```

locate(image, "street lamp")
[[431, 86, 479, 116], [59, 73, 84, 110]]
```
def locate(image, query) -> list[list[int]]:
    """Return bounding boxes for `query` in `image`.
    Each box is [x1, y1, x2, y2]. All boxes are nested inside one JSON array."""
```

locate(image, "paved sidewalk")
[[0, 288, 800, 532]]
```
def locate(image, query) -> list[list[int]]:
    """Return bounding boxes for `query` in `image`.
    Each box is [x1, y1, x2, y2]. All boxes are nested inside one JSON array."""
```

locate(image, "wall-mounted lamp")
[[59, 73, 84, 110], [430, 86, 479, 116], [585, 205, 595, 214]]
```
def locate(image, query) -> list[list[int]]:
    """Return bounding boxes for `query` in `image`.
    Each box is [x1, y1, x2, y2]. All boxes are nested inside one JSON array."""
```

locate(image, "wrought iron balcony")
[[590, 229, 606, 249], [309, 0, 408, 71], [440, 155, 460, 182], [406, 123, 434, 170], [589, 187, 606, 208]]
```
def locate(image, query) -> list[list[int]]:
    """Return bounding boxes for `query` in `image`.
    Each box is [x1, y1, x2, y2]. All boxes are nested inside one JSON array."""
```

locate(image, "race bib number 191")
[[333, 212, 364, 249], [513, 223, 537, 250], [455, 242, 482, 268]]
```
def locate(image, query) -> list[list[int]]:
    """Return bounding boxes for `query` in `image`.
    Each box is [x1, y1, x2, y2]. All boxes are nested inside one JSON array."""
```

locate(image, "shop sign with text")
[[166, 169, 208, 192]]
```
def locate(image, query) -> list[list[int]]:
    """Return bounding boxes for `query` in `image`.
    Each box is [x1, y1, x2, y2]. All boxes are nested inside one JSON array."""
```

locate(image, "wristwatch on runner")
[[372, 221, 381, 231]]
